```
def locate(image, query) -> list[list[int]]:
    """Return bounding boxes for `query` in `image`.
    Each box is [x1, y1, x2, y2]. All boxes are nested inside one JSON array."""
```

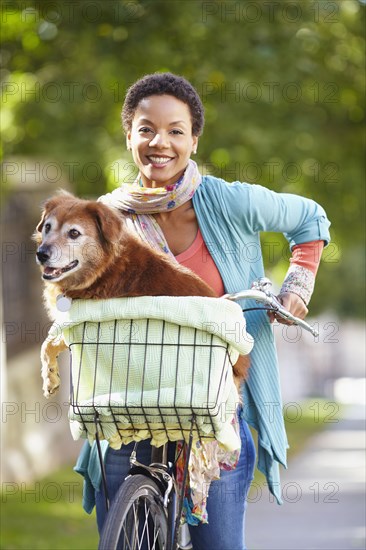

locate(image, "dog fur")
[[35, 192, 249, 397]]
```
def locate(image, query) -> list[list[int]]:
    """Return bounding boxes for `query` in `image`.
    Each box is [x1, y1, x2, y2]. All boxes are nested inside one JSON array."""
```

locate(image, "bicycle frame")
[[117, 421, 195, 549]]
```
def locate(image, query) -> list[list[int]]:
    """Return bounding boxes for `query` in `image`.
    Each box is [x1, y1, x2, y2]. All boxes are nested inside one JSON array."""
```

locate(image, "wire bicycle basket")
[[68, 316, 241, 448]]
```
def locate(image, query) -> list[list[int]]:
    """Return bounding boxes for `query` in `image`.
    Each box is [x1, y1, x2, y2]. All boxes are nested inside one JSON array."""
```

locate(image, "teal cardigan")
[[75, 176, 331, 510], [192, 176, 330, 503]]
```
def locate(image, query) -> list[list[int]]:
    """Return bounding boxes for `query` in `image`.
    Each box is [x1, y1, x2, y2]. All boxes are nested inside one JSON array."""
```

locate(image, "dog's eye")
[[44, 223, 51, 234], [68, 229, 81, 239]]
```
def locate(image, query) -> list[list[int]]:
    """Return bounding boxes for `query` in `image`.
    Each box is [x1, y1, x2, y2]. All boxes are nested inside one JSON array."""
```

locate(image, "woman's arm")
[[222, 181, 331, 247], [214, 179, 331, 319], [268, 240, 324, 323]]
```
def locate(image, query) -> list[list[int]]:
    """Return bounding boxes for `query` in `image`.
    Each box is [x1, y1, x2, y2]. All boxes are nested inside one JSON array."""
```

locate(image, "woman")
[[76, 72, 331, 550]]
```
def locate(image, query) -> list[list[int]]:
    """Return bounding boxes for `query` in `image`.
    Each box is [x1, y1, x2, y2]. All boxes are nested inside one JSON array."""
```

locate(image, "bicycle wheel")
[[98, 474, 169, 550]]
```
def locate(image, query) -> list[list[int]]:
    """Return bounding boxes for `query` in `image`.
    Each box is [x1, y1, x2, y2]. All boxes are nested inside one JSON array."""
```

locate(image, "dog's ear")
[[36, 191, 75, 233], [36, 209, 48, 233], [87, 202, 124, 246]]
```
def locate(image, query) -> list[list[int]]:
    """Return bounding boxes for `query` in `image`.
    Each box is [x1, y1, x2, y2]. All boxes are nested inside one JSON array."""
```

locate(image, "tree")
[[1, 0, 365, 316]]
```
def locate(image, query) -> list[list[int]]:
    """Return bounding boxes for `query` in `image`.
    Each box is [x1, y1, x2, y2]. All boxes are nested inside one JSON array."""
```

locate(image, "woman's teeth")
[[149, 156, 172, 164]]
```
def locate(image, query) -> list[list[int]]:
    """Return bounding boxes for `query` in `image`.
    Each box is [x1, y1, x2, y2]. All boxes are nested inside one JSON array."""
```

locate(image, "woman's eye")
[[68, 228, 81, 239], [139, 127, 152, 134], [170, 129, 184, 135]]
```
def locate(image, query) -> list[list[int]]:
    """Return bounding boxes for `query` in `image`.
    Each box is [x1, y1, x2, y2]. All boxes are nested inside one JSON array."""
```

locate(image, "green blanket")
[[50, 296, 253, 451]]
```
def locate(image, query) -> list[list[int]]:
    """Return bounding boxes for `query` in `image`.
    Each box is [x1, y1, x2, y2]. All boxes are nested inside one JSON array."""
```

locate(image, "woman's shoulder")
[[201, 174, 249, 187], [200, 174, 252, 198]]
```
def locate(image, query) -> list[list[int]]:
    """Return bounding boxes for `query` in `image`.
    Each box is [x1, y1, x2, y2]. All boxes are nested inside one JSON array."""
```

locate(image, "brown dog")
[[35, 192, 249, 396]]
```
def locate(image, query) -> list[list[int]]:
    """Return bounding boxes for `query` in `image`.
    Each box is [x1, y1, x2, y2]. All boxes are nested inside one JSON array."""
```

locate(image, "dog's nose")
[[36, 247, 50, 264]]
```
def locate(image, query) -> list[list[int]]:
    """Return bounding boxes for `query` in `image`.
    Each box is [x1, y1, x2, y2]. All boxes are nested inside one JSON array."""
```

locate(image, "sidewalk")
[[246, 404, 366, 550]]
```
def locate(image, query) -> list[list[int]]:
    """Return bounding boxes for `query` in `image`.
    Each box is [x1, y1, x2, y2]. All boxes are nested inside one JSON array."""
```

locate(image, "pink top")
[[290, 241, 324, 274], [176, 228, 323, 295], [175, 228, 225, 296]]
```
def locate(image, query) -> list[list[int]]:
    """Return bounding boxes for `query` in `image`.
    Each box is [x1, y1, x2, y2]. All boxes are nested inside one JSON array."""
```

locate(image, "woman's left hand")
[[267, 292, 308, 324]]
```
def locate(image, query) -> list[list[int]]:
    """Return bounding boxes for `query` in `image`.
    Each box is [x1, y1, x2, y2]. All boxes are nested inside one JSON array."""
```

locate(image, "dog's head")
[[34, 191, 123, 289]]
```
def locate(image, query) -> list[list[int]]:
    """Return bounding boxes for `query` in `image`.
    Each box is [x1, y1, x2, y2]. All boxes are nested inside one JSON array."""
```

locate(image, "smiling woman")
[[127, 95, 198, 188], [104, 75, 207, 256], [78, 72, 331, 550]]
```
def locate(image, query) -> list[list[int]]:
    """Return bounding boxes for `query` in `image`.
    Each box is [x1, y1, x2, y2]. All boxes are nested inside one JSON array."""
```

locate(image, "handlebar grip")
[[223, 289, 318, 337], [274, 306, 319, 337]]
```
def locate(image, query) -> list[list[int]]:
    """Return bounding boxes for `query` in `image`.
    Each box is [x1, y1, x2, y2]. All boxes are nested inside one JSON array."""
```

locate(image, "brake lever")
[[252, 279, 319, 337]]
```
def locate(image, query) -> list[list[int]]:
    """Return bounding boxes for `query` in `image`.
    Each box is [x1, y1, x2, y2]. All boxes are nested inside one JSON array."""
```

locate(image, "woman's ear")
[[126, 132, 131, 151], [192, 135, 199, 155]]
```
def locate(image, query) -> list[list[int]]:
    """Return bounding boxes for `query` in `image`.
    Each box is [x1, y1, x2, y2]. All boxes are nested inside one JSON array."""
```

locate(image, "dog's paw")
[[40, 335, 66, 398], [41, 351, 60, 397], [42, 366, 60, 398]]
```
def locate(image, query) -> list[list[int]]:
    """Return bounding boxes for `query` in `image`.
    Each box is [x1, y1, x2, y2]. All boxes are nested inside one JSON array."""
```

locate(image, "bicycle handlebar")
[[224, 277, 319, 338]]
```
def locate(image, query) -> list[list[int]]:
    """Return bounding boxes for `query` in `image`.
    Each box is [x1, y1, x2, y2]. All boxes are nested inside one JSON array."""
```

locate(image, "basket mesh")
[[68, 318, 239, 446]]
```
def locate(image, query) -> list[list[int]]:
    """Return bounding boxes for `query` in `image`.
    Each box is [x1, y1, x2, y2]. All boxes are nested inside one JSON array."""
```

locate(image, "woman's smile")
[[146, 155, 175, 167], [127, 94, 198, 187]]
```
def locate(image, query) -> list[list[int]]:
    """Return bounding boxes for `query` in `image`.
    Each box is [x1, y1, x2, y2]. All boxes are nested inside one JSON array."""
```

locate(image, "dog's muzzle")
[[36, 245, 79, 280]]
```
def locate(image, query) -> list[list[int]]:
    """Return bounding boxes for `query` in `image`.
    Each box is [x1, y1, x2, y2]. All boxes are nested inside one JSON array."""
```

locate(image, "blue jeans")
[[96, 412, 256, 550]]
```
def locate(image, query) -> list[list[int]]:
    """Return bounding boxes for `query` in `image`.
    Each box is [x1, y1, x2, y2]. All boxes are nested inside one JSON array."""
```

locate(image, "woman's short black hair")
[[122, 72, 204, 136]]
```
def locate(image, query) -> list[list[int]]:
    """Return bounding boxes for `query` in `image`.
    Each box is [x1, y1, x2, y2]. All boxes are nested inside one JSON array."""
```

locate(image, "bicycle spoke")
[[148, 500, 162, 550], [141, 498, 162, 550], [138, 500, 149, 549], [120, 511, 132, 549], [99, 475, 168, 550], [118, 496, 165, 550], [119, 501, 139, 550]]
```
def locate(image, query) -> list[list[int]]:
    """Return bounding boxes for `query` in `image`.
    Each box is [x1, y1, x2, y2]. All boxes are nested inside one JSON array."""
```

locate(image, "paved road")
[[246, 404, 366, 550]]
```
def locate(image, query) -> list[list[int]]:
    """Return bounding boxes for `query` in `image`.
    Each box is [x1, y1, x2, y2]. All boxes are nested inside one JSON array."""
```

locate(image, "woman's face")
[[127, 94, 198, 188]]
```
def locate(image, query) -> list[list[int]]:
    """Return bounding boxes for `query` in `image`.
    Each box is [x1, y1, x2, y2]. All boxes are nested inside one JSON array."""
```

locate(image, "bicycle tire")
[[98, 474, 169, 550]]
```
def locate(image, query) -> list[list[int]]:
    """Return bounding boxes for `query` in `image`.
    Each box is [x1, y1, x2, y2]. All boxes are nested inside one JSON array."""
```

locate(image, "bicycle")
[[68, 277, 318, 550]]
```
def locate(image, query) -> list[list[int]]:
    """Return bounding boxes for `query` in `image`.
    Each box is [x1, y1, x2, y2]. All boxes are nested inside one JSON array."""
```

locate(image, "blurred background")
[[1, 1, 365, 548]]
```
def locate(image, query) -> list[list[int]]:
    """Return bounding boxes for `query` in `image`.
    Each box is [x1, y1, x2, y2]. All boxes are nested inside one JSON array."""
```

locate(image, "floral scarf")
[[98, 159, 201, 259]]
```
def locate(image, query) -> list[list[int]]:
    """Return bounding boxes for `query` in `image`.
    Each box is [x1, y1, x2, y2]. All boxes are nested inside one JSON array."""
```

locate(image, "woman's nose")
[[149, 132, 169, 148]]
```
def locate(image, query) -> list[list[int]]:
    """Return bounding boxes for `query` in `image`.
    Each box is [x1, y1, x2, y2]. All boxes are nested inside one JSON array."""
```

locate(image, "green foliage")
[[1, 0, 365, 316], [0, 466, 98, 549]]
